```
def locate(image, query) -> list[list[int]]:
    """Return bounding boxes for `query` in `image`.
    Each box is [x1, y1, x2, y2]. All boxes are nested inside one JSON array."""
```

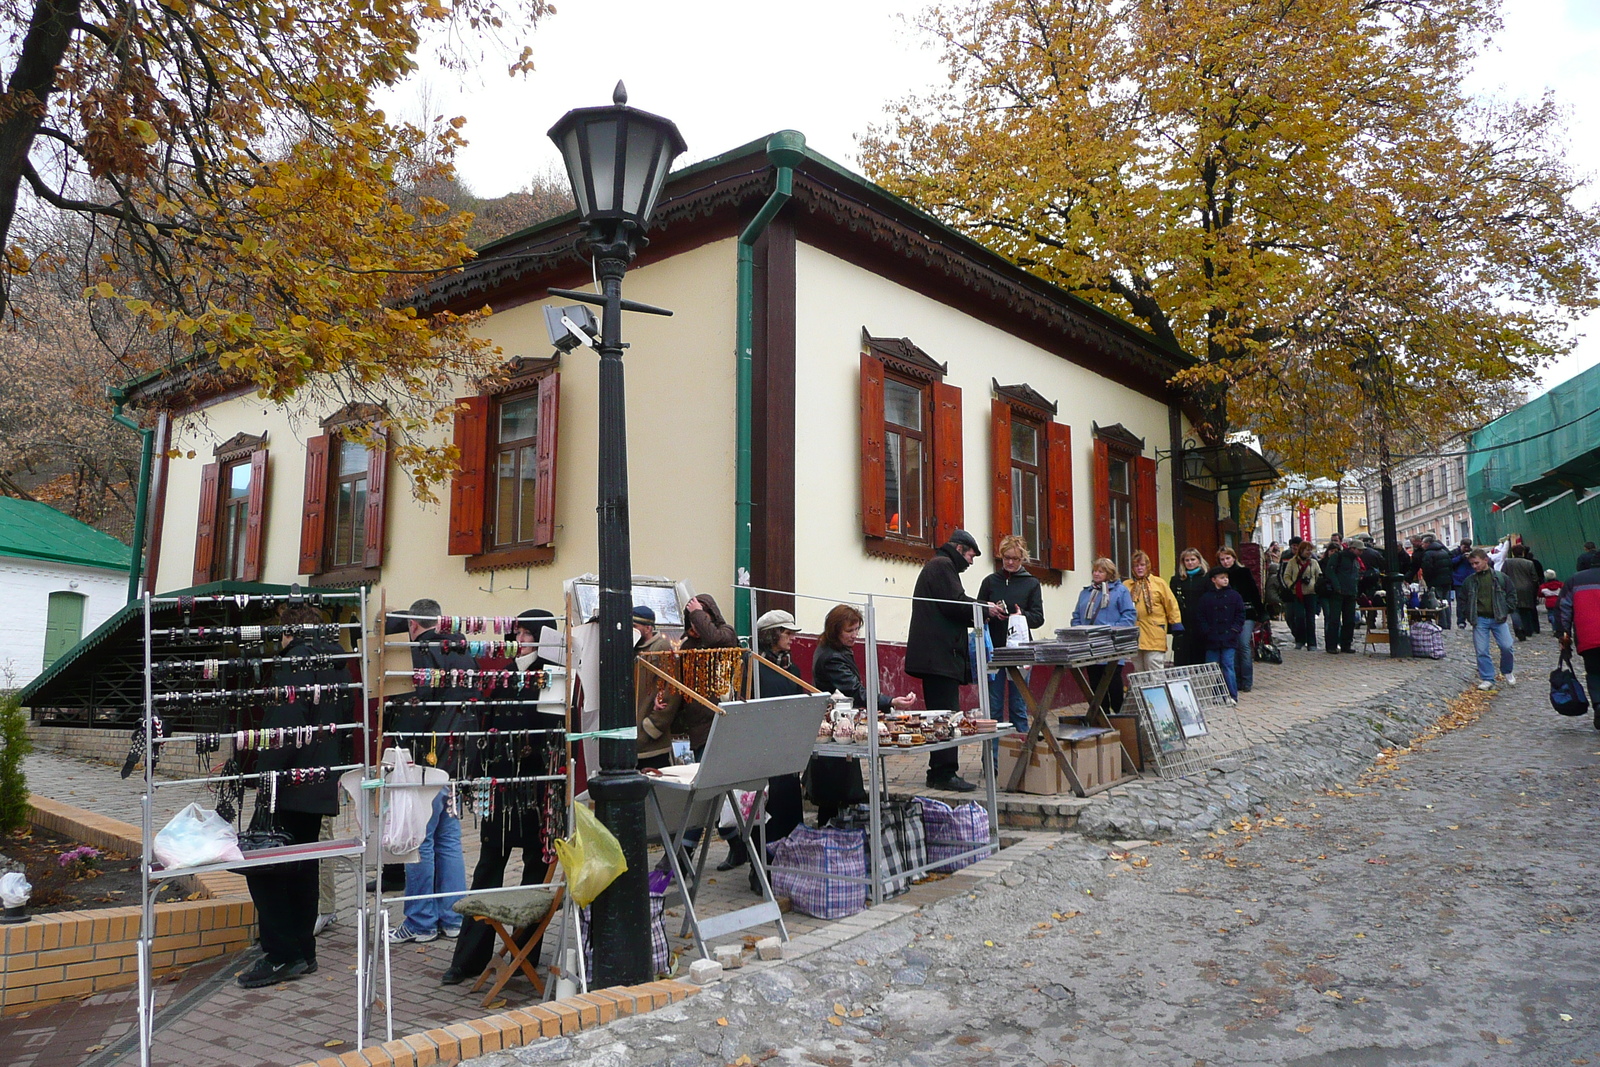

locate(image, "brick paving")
[[2, 624, 1493, 1066]]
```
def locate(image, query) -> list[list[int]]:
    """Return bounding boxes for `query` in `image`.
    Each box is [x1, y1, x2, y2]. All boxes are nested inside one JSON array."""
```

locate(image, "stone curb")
[[291, 980, 700, 1067]]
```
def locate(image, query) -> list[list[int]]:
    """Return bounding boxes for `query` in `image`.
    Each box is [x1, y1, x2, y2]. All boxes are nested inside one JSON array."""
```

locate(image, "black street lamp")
[[549, 83, 686, 987]]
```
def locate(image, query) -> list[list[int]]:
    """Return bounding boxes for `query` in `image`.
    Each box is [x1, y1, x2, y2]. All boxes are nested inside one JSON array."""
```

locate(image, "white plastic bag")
[[1006, 613, 1031, 647], [378, 747, 444, 857], [153, 803, 244, 869], [1, 871, 31, 907]]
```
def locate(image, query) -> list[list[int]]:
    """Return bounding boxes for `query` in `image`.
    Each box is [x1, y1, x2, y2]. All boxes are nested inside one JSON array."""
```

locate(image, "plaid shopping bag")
[[829, 799, 928, 898], [917, 796, 993, 873], [769, 824, 867, 919], [582, 877, 671, 978], [1409, 621, 1446, 659]]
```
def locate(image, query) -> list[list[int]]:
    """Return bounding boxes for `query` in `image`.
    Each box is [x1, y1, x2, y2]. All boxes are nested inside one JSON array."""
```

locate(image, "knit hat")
[[631, 605, 656, 625]]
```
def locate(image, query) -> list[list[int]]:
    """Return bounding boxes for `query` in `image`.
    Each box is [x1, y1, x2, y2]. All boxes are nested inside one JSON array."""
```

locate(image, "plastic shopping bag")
[[1, 871, 32, 907], [379, 747, 439, 857], [553, 803, 627, 907], [153, 803, 244, 869]]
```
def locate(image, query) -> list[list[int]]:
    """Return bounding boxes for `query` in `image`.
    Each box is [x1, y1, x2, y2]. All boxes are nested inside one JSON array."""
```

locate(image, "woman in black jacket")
[[977, 534, 1045, 736], [809, 604, 916, 827], [441, 609, 560, 987], [1170, 547, 1212, 667], [238, 604, 350, 989]]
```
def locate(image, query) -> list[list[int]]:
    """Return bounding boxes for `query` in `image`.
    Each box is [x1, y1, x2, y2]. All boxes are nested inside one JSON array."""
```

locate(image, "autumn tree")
[[0, 0, 550, 495], [861, 0, 1600, 481]]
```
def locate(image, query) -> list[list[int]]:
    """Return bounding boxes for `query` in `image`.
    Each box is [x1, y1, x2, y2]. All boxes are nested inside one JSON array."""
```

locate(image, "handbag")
[[1550, 647, 1589, 717], [237, 792, 295, 853]]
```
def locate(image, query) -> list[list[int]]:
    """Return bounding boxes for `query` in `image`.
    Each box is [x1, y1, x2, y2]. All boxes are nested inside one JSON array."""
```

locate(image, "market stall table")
[[996, 659, 1140, 796]]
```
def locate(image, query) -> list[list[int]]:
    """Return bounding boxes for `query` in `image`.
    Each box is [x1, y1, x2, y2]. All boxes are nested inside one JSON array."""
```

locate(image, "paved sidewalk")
[[1, 622, 1519, 1067]]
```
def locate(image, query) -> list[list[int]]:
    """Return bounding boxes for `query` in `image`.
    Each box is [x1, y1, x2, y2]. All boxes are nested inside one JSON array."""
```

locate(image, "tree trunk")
[[0, 0, 82, 318]]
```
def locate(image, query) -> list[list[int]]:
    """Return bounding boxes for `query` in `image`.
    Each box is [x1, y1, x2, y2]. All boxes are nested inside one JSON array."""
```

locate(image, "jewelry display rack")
[[370, 609, 574, 1042], [134, 588, 375, 1067]]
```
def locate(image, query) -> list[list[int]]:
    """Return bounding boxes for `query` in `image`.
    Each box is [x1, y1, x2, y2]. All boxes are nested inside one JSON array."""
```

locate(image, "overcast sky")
[[391, 0, 1600, 399]]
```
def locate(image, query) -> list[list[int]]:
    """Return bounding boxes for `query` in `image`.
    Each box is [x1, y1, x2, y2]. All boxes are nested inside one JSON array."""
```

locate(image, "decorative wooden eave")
[[861, 329, 947, 382], [992, 379, 1058, 420], [213, 431, 267, 462], [1092, 421, 1146, 453], [319, 402, 388, 433], [481, 354, 561, 398]]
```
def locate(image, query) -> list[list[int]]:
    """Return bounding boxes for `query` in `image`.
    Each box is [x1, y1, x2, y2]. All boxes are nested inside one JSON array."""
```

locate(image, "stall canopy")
[[1180, 442, 1279, 492], [20, 581, 307, 722]]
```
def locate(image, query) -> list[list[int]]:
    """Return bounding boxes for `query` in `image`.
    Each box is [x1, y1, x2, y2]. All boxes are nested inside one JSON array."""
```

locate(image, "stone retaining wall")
[[1, 796, 256, 1014]]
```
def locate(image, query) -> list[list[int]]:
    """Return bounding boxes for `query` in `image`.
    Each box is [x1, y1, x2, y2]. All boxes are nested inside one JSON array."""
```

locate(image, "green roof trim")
[[0, 498, 131, 571]]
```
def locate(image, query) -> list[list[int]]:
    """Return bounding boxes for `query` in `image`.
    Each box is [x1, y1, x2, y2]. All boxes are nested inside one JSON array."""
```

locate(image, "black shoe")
[[927, 773, 978, 793], [238, 956, 310, 989], [440, 966, 468, 986], [716, 839, 750, 871]]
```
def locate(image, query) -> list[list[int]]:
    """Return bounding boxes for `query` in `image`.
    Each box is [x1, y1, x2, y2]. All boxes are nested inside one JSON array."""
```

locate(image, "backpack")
[[1550, 648, 1589, 717]]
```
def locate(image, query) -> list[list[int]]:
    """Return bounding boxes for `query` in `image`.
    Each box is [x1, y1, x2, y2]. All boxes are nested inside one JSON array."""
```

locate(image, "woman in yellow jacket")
[[1125, 549, 1182, 673]]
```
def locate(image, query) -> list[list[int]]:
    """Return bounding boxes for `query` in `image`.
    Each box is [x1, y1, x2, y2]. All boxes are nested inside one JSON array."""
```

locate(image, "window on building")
[[448, 362, 561, 566], [194, 434, 268, 583], [299, 412, 389, 576], [1426, 469, 1436, 500], [883, 377, 928, 541], [860, 332, 963, 557], [989, 383, 1073, 574], [1092, 424, 1156, 580]]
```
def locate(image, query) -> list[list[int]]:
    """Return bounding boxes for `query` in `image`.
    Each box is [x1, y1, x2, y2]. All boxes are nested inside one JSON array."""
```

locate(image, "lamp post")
[[548, 83, 685, 987]]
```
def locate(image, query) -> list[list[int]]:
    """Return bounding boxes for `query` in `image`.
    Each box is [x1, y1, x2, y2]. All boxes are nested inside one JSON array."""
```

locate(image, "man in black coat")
[[238, 604, 351, 988], [1417, 533, 1455, 628], [905, 529, 1004, 792]]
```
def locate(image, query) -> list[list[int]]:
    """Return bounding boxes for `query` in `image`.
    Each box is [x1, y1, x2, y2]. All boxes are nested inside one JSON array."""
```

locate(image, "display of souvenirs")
[[814, 705, 1000, 747]]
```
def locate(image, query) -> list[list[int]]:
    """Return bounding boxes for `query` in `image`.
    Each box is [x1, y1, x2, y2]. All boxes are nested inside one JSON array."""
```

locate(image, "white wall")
[[154, 237, 741, 621], [0, 558, 127, 687], [791, 242, 1178, 642]]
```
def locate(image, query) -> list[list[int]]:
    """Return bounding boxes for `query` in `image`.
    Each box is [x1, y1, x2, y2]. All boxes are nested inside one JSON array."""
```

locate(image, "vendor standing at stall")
[[1071, 558, 1138, 714], [977, 534, 1045, 742]]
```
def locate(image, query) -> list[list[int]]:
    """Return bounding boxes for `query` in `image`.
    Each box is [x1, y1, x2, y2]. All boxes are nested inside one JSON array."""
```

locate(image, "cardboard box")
[[1107, 714, 1142, 772], [1098, 733, 1123, 783], [997, 736, 1063, 795], [1063, 737, 1099, 791]]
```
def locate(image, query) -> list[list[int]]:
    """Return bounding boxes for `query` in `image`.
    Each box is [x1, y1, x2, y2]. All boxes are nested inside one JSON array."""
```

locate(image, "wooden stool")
[[453, 878, 562, 1008]]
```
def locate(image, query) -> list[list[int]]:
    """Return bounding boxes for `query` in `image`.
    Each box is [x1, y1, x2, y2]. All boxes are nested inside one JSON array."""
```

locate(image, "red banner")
[[1298, 506, 1312, 541]]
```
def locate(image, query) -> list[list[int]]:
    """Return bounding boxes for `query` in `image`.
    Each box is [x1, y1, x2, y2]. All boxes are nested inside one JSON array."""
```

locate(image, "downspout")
[[734, 130, 806, 634], [107, 385, 154, 603]]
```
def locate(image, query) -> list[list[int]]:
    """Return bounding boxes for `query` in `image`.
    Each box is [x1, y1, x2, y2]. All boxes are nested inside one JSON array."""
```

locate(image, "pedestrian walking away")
[[1540, 570, 1564, 633], [1461, 549, 1517, 690], [1558, 561, 1600, 728]]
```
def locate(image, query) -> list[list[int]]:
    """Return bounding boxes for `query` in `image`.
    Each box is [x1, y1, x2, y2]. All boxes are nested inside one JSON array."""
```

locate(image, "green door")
[[43, 591, 86, 669]]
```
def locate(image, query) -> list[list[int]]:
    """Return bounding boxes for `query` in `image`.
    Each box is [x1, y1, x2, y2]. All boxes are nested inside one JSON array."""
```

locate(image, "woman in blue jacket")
[[1071, 557, 1139, 713]]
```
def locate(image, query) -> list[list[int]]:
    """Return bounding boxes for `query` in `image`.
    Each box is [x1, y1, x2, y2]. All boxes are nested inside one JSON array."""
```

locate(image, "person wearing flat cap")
[[905, 529, 1006, 792]]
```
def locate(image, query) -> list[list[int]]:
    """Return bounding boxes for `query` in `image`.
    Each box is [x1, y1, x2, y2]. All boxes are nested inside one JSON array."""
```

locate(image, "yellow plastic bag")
[[553, 803, 628, 907]]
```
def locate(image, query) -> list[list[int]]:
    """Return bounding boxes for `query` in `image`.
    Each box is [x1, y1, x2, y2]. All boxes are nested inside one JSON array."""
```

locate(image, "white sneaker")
[[1504, 673, 1517, 686], [313, 912, 337, 937], [1477, 680, 1493, 690]]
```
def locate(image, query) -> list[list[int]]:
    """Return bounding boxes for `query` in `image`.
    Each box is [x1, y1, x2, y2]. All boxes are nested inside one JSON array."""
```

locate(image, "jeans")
[[1286, 595, 1318, 648], [1205, 646, 1238, 699], [1549, 606, 1561, 631], [988, 670, 1030, 761], [1322, 595, 1357, 651], [1234, 622, 1255, 690], [403, 791, 466, 934], [1471, 616, 1515, 682]]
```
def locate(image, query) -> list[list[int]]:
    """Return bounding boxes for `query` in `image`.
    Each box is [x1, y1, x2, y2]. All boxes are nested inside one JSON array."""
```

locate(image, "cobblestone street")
[[461, 634, 1600, 1066]]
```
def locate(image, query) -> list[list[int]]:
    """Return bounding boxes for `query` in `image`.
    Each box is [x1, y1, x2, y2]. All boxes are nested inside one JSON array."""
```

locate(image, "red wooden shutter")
[[299, 435, 329, 574], [931, 381, 964, 547], [1046, 421, 1075, 572], [859, 355, 887, 538], [364, 433, 388, 569], [448, 395, 489, 555], [989, 399, 1012, 555], [1092, 437, 1111, 562], [1135, 455, 1159, 567], [193, 462, 219, 585], [241, 448, 269, 582], [533, 372, 560, 546]]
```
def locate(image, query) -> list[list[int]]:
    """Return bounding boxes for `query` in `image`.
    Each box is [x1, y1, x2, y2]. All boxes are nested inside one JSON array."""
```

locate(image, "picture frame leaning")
[[1167, 677, 1208, 739], [1136, 682, 1186, 754]]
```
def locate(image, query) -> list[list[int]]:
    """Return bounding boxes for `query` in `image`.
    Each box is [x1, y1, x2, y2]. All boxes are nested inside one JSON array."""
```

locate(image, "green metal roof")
[[0, 497, 131, 571], [18, 580, 311, 712]]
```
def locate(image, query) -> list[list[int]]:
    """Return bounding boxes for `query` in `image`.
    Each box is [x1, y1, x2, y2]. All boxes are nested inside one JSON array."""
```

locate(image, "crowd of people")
[[238, 531, 1600, 991]]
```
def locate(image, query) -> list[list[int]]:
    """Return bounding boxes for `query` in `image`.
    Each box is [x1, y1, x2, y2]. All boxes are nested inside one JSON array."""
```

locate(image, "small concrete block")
[[755, 937, 784, 961], [688, 958, 723, 985], [713, 945, 744, 970]]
